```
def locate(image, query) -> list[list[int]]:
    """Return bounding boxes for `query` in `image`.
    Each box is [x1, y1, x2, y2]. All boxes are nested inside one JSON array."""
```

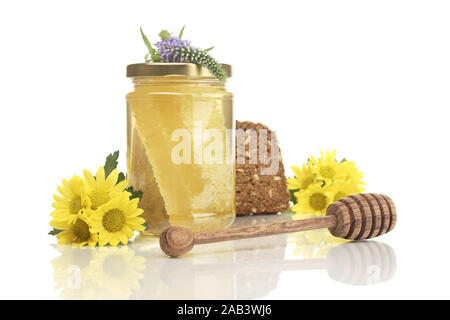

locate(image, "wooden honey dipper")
[[160, 193, 396, 257]]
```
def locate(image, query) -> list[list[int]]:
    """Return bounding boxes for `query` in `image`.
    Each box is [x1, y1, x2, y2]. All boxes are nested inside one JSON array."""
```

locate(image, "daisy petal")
[[105, 169, 119, 188]]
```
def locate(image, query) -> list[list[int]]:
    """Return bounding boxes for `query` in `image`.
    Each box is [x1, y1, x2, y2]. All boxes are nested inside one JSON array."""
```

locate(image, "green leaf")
[[151, 54, 161, 62], [204, 46, 215, 53], [145, 51, 161, 62], [117, 172, 126, 183], [281, 208, 294, 218], [289, 188, 299, 204], [178, 25, 186, 38], [102, 151, 126, 185], [140, 27, 156, 55], [340, 158, 347, 163], [142, 222, 150, 230], [159, 30, 171, 40], [126, 186, 144, 201], [48, 228, 63, 236], [104, 150, 120, 178]]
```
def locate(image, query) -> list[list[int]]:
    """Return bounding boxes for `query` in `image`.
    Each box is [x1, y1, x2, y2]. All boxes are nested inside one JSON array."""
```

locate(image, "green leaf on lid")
[[159, 29, 171, 40], [178, 25, 186, 38], [140, 27, 155, 54]]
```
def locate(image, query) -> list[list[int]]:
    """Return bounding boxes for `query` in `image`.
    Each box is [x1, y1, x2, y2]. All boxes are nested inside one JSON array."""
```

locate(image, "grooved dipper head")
[[326, 193, 397, 240], [160, 226, 194, 258]]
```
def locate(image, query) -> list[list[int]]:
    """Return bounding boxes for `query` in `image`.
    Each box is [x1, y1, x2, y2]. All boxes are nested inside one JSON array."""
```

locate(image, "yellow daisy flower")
[[287, 163, 316, 190], [82, 167, 127, 210], [288, 150, 365, 217], [89, 195, 145, 246], [50, 175, 84, 227], [56, 215, 99, 247], [329, 179, 363, 202], [310, 149, 340, 180], [338, 160, 365, 189], [292, 182, 333, 215]]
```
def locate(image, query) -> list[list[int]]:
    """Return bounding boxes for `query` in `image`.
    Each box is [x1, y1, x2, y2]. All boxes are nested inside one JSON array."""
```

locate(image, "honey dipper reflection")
[[156, 231, 289, 299], [133, 234, 237, 299], [155, 216, 395, 292], [321, 240, 396, 285], [156, 238, 396, 288], [288, 223, 396, 285]]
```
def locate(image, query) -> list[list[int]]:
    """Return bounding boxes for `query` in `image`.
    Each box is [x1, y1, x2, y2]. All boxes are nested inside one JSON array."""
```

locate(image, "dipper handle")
[[194, 216, 336, 244], [160, 217, 335, 258]]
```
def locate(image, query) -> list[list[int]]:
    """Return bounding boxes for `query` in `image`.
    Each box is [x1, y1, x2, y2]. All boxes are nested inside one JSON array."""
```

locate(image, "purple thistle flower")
[[155, 36, 191, 62]]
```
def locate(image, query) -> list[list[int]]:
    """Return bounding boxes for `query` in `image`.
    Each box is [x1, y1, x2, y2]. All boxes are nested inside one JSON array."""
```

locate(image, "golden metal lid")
[[126, 63, 231, 78]]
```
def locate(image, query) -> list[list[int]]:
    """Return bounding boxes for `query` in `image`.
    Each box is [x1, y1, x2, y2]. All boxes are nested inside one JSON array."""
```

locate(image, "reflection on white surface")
[[50, 214, 396, 299], [51, 245, 146, 299]]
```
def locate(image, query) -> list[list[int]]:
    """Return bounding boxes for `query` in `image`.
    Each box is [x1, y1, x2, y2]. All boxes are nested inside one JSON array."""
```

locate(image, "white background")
[[0, 0, 449, 299]]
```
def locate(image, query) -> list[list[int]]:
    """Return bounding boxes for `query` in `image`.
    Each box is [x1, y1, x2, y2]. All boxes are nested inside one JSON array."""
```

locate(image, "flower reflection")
[[51, 245, 96, 299], [51, 245, 145, 299], [289, 213, 349, 259], [289, 229, 349, 258]]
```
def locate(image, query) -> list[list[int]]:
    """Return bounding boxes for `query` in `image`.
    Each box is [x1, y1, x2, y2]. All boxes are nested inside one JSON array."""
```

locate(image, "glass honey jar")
[[126, 63, 235, 235]]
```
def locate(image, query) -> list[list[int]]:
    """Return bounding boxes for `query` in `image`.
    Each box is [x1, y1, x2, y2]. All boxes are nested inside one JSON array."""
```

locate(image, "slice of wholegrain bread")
[[235, 120, 290, 215]]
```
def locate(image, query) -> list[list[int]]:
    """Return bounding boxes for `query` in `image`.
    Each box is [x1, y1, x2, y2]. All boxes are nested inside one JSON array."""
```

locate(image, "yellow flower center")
[[70, 196, 82, 215], [73, 219, 91, 242], [301, 176, 314, 189], [102, 209, 125, 233], [320, 166, 336, 179], [309, 193, 327, 211], [90, 191, 110, 210], [334, 191, 347, 202]]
